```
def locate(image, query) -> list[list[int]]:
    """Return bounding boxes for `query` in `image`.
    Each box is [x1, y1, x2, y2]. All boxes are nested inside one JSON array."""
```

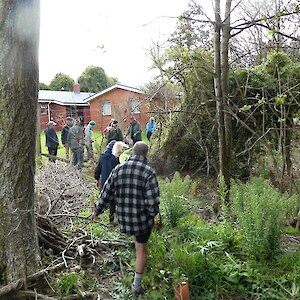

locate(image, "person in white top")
[[84, 120, 96, 161]]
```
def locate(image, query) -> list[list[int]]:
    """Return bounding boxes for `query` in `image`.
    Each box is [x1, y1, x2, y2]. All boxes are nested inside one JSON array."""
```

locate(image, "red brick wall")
[[51, 104, 67, 130], [39, 103, 49, 131], [89, 88, 149, 134], [83, 107, 91, 126], [39, 103, 91, 131]]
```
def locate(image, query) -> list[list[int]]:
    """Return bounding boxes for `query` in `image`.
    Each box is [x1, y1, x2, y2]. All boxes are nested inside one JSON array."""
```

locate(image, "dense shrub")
[[231, 177, 298, 261], [160, 172, 191, 227]]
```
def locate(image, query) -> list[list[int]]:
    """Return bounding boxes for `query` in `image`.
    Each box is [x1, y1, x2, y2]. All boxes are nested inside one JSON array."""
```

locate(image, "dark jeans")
[[146, 131, 152, 141], [48, 147, 58, 162]]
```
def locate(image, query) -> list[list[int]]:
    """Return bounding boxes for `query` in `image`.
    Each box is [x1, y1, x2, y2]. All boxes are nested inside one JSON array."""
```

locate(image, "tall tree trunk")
[[36, 106, 42, 167], [282, 117, 293, 192], [221, 0, 232, 189], [214, 0, 232, 191], [0, 0, 41, 283], [214, 0, 225, 183]]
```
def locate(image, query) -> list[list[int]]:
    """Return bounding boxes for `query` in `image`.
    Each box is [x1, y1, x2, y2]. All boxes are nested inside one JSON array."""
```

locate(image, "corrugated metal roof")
[[38, 90, 94, 106], [86, 83, 144, 102]]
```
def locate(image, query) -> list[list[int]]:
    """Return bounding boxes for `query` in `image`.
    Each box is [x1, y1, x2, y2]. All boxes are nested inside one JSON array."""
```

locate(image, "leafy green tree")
[[108, 76, 118, 86], [39, 82, 50, 90], [49, 72, 75, 91], [230, 52, 300, 184], [148, 0, 300, 185], [149, 46, 216, 175], [78, 65, 117, 92]]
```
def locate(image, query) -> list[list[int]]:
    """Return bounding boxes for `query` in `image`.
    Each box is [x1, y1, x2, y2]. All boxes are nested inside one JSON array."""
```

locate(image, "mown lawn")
[[40, 130, 149, 160], [40, 130, 105, 160]]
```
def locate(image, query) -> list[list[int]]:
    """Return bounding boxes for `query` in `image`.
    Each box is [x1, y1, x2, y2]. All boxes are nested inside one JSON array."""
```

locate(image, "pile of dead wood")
[[35, 161, 94, 227], [0, 162, 131, 299]]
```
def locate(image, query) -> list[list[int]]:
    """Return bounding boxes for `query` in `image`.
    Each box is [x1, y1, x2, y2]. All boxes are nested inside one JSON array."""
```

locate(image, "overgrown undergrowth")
[[40, 168, 300, 299]]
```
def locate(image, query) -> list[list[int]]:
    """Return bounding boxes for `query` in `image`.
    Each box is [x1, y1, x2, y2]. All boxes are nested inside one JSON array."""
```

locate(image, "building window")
[[129, 98, 141, 114], [102, 101, 111, 115], [40, 103, 46, 114], [66, 105, 78, 117]]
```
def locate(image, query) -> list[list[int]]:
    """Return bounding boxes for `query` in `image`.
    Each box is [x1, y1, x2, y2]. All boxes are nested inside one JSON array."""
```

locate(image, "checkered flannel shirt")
[[94, 155, 160, 236]]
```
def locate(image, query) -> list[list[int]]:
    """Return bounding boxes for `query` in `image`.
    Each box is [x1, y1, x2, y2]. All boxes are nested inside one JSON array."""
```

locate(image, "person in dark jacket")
[[67, 119, 84, 170], [45, 121, 59, 162], [125, 115, 142, 144], [61, 117, 73, 160], [94, 140, 119, 225], [106, 119, 123, 143]]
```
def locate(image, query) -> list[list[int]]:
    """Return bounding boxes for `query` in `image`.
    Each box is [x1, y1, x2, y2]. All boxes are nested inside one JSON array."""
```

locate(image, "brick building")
[[87, 83, 150, 133], [38, 84, 93, 131], [38, 83, 151, 133]]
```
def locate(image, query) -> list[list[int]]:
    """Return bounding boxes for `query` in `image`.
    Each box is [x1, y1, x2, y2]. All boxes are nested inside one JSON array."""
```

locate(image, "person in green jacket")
[[106, 119, 123, 143], [125, 115, 142, 144]]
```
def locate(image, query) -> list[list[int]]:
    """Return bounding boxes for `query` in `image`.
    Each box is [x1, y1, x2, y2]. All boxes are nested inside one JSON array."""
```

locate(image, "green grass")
[[40, 130, 149, 161], [40, 131, 105, 159]]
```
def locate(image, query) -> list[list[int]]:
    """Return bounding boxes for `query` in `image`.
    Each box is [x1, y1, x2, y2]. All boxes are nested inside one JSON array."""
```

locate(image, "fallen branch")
[[38, 231, 64, 254], [68, 291, 105, 299], [47, 183, 83, 216], [48, 213, 91, 219], [13, 290, 57, 299], [0, 262, 64, 298]]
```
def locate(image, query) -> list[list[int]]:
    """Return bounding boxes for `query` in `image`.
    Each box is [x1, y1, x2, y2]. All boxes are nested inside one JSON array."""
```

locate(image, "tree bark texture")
[[0, 0, 41, 282], [221, 0, 232, 189], [214, 0, 225, 182], [214, 0, 232, 190]]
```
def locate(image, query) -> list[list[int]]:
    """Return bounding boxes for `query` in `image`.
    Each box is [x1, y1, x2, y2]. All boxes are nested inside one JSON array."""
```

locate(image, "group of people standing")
[[45, 115, 157, 168], [45, 114, 160, 297], [104, 115, 157, 144], [45, 118, 96, 169]]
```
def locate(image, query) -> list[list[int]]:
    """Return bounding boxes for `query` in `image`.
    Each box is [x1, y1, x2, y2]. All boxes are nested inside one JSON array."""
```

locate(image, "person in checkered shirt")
[[93, 141, 160, 297]]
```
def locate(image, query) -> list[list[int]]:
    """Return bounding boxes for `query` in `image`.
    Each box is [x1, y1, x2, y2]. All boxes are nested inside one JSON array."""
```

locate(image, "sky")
[[39, 0, 191, 88]]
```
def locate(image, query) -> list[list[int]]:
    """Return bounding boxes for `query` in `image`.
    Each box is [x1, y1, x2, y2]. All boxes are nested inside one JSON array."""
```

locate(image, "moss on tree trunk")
[[0, 0, 41, 283]]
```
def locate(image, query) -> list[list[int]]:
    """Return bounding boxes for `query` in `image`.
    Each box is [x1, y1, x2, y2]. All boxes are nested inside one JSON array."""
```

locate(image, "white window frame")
[[102, 101, 111, 116], [40, 103, 47, 114], [129, 98, 141, 114]]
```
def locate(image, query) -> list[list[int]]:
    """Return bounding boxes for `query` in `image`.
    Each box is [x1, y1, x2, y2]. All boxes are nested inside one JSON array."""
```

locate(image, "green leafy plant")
[[160, 172, 191, 228], [58, 272, 79, 294], [111, 282, 131, 300], [231, 177, 298, 261]]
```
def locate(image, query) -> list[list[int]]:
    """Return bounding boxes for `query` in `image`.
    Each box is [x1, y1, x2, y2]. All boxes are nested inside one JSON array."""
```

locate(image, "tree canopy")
[[39, 65, 117, 92], [77, 65, 117, 92], [49, 72, 75, 91], [148, 0, 300, 186], [39, 82, 51, 90]]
